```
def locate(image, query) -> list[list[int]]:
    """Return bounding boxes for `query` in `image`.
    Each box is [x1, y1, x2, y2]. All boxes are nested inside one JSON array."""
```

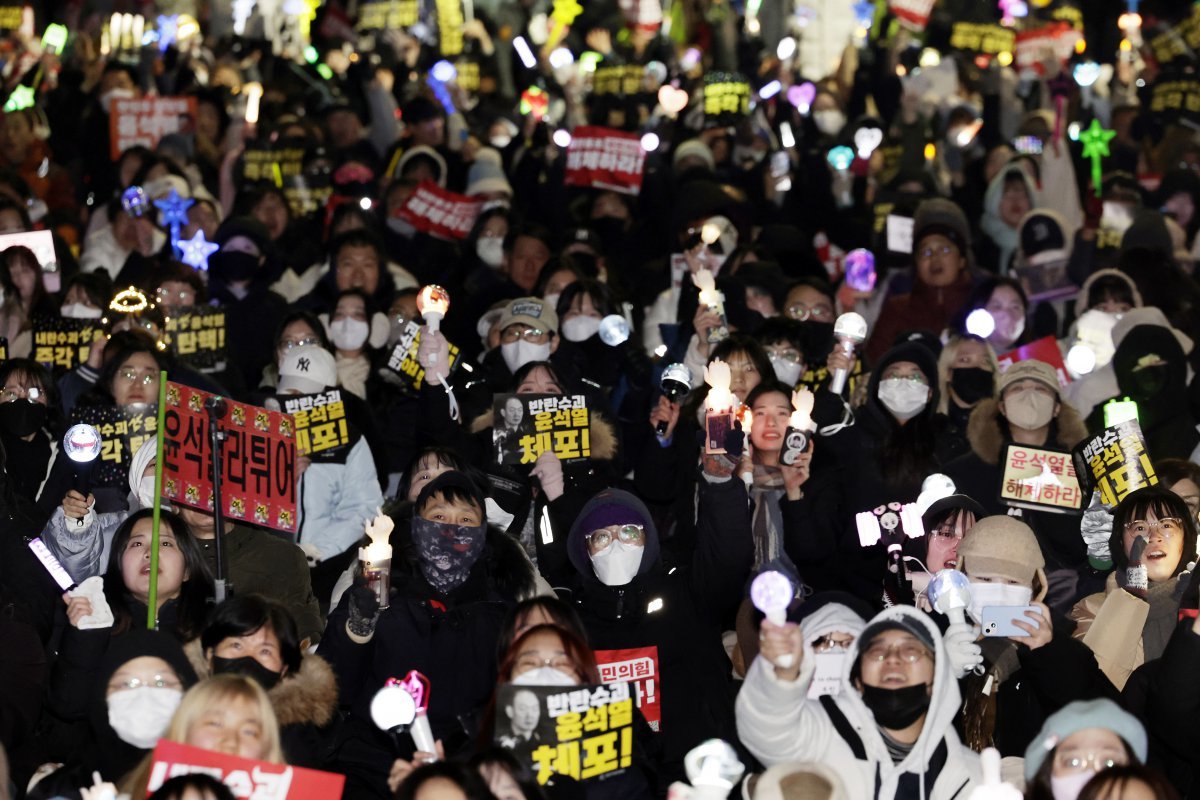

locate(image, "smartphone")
[[980, 605, 1041, 637]]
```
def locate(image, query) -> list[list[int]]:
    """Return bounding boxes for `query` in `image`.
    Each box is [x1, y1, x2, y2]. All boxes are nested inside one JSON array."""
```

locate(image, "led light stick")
[[844, 249, 876, 292], [827, 146, 855, 206], [657, 363, 693, 437], [829, 312, 867, 394], [780, 388, 816, 466], [360, 512, 394, 610], [926, 568, 971, 625], [153, 189, 193, 259], [178, 230, 218, 271], [854, 127, 883, 161], [416, 285, 460, 421], [703, 360, 736, 415], [1079, 119, 1116, 198], [371, 671, 437, 757], [598, 315, 631, 346], [751, 571, 795, 667], [966, 308, 995, 338], [63, 424, 101, 528], [787, 82, 816, 114]]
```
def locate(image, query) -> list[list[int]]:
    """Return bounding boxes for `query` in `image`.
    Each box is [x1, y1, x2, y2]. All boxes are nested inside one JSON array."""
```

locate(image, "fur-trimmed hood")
[[965, 396, 1089, 465], [468, 408, 619, 461]]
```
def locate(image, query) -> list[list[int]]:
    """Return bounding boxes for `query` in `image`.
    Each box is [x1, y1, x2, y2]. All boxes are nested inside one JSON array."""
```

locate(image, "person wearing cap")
[[944, 358, 1090, 615], [319, 471, 537, 793], [913, 493, 987, 587], [865, 198, 975, 364], [740, 605, 981, 799], [1022, 698, 1148, 800]]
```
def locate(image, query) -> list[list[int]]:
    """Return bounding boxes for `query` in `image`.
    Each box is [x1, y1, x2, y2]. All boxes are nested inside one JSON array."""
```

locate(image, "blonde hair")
[[936, 334, 999, 415]]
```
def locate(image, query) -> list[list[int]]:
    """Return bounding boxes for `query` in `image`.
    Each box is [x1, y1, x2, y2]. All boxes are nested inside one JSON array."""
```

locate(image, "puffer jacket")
[[296, 437, 384, 562]]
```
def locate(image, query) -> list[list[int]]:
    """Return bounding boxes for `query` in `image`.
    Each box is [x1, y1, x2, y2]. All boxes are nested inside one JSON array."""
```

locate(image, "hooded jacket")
[[737, 605, 980, 799], [978, 165, 1040, 274]]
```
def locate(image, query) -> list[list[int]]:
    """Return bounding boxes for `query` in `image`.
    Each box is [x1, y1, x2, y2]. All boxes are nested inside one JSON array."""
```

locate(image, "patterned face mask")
[[411, 517, 487, 593]]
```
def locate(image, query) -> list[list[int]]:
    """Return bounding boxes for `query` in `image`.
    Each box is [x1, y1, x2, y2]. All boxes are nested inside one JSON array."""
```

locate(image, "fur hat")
[[957, 515, 1047, 599]]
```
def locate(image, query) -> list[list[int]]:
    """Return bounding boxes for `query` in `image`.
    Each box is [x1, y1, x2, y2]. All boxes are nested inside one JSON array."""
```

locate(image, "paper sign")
[[999, 444, 1084, 514], [595, 646, 660, 731], [32, 316, 104, 372], [67, 405, 158, 489], [886, 214, 914, 254], [1149, 75, 1200, 126], [436, 0, 464, 55], [166, 306, 227, 371], [395, 181, 482, 241], [889, 0, 936, 31], [950, 22, 1015, 55], [109, 96, 197, 160], [147, 740, 345, 799], [1013, 22, 1083, 74], [356, 0, 419, 30], [996, 337, 1070, 389], [0, 229, 56, 270], [1072, 420, 1159, 510], [384, 321, 461, 392], [564, 126, 646, 196], [592, 65, 644, 97], [703, 72, 751, 126], [493, 394, 590, 465], [162, 382, 298, 533], [493, 683, 635, 785], [281, 389, 359, 462]]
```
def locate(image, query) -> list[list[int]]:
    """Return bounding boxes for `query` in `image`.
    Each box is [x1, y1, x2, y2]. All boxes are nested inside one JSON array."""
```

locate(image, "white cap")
[[278, 345, 337, 395]]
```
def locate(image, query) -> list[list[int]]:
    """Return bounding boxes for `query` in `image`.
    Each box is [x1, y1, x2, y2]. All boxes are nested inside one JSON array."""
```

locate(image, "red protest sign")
[[395, 181, 482, 240], [996, 336, 1070, 390], [110, 97, 198, 160], [564, 126, 646, 196], [1014, 22, 1083, 74], [162, 382, 298, 533], [888, 0, 935, 31], [595, 646, 660, 731], [147, 740, 345, 799]]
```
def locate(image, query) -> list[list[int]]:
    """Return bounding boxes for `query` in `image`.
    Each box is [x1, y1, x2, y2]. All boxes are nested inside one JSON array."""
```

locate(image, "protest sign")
[[703, 73, 750, 126], [492, 394, 590, 466], [493, 683, 635, 785], [996, 338, 1070, 389], [949, 23, 1015, 55], [281, 389, 359, 463], [1149, 74, 1200, 126], [32, 316, 104, 372], [384, 321, 461, 392], [592, 65, 644, 97], [1014, 23, 1083, 74], [886, 214, 914, 254], [564, 126, 646, 195], [240, 145, 332, 217], [999, 444, 1085, 514], [436, 0, 464, 55], [356, 0, 419, 31], [0, 2, 21, 31], [67, 405, 158, 489], [0, 337, 7, 362], [1072, 419, 1159, 510], [1148, 6, 1200, 67], [889, 0, 936, 31], [595, 646, 660, 731], [166, 306, 226, 371], [109, 97, 197, 160], [395, 181, 482, 241], [147, 740, 345, 799], [162, 382, 298, 533]]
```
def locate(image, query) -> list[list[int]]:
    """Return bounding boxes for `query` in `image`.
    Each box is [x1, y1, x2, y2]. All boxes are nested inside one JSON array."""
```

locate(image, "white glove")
[[943, 621, 983, 679]]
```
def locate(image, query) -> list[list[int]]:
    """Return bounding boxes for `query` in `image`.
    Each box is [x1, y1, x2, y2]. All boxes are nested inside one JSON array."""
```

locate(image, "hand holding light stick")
[[829, 312, 868, 395], [415, 285, 459, 420], [360, 511, 394, 610], [63, 424, 102, 528], [751, 571, 795, 667], [927, 568, 972, 626], [694, 268, 728, 344], [370, 670, 437, 758]]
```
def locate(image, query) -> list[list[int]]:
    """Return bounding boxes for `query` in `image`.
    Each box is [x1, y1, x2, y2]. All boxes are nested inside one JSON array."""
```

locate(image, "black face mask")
[[1130, 364, 1170, 396], [950, 367, 994, 406], [0, 400, 47, 438], [859, 683, 931, 730], [209, 251, 260, 283], [212, 655, 283, 690]]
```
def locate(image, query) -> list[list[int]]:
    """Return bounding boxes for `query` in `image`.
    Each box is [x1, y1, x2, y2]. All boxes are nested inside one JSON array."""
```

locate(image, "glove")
[[1080, 494, 1113, 569], [346, 575, 381, 640], [1124, 535, 1148, 600], [530, 450, 565, 502], [724, 416, 746, 459], [943, 622, 984, 679]]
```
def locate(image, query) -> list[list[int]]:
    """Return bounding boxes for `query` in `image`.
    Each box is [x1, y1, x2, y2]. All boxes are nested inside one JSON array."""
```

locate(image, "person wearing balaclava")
[[318, 471, 536, 796], [0, 358, 58, 504], [565, 481, 753, 787], [740, 604, 981, 798]]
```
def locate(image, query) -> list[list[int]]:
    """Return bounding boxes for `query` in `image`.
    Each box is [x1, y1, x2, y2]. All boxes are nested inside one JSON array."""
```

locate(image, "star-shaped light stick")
[[154, 189, 194, 257], [178, 230, 219, 272], [1079, 119, 1116, 197]]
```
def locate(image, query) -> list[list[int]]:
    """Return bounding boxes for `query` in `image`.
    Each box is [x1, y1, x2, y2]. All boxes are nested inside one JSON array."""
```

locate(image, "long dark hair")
[[496, 596, 589, 660], [1076, 764, 1181, 800], [470, 747, 551, 800], [200, 594, 302, 676], [395, 762, 496, 800], [680, 334, 772, 425]]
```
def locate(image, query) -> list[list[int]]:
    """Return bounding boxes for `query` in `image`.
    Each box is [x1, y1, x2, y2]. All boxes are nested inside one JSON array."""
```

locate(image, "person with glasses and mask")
[[0, 358, 59, 504], [741, 605, 981, 799], [783, 277, 869, 400], [1022, 700, 1147, 800]]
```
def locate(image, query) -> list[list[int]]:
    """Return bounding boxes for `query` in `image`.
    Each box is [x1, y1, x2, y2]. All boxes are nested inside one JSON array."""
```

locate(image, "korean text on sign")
[[33, 317, 103, 372], [148, 740, 344, 799], [283, 389, 354, 460], [395, 181, 482, 240], [999, 445, 1084, 514], [564, 126, 646, 196], [1073, 420, 1159, 510], [109, 97, 197, 160], [68, 405, 158, 489], [166, 307, 227, 370], [703, 73, 750, 124], [595, 645, 661, 731], [385, 321, 462, 392]]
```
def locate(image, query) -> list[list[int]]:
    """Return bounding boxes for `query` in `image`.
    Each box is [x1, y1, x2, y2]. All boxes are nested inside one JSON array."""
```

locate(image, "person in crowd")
[[0, 359, 59, 504], [0, 245, 56, 358], [1023, 699, 1148, 800], [956, 278, 1030, 356], [934, 334, 998, 459]]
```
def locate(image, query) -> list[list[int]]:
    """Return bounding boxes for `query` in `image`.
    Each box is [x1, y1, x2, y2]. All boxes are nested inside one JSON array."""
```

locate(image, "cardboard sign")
[[436, 0, 464, 55], [0, 2, 21, 31], [1149, 75, 1200, 126], [564, 126, 646, 196], [950, 23, 1015, 55], [999, 444, 1084, 514], [996, 338, 1069, 389], [109, 96, 197, 160], [68, 405, 158, 489], [1072, 420, 1159, 510], [356, 0, 419, 30], [595, 646, 660, 731], [395, 181, 482, 241], [281, 389, 359, 462], [162, 382, 298, 533], [1013, 22, 1083, 74], [889, 0, 936, 31], [494, 683, 635, 786], [166, 306, 227, 371], [493, 394, 590, 466], [32, 316, 104, 372], [592, 65, 644, 97], [147, 740, 345, 799], [703, 73, 750, 126], [0, 229, 57, 270], [384, 321, 461, 392]]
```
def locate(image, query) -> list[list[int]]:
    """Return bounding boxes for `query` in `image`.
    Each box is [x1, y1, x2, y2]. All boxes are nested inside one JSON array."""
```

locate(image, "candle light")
[[703, 360, 735, 414], [360, 512, 394, 609]]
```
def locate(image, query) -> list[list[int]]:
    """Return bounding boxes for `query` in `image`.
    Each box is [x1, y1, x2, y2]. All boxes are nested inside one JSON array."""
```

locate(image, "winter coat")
[[865, 271, 974, 364], [977, 165, 1040, 275], [736, 605, 981, 800], [1140, 620, 1200, 798], [296, 437, 384, 561]]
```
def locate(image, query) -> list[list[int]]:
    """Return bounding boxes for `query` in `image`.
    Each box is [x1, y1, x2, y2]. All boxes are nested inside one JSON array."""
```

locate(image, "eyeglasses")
[[501, 325, 549, 344], [118, 368, 156, 386], [1124, 518, 1184, 538], [515, 654, 577, 674], [812, 634, 855, 653], [1054, 751, 1124, 774], [279, 337, 320, 352], [917, 245, 957, 261], [861, 641, 931, 664], [108, 674, 182, 692], [0, 386, 41, 403], [931, 524, 964, 541], [155, 288, 194, 304], [768, 349, 803, 364], [883, 373, 929, 386], [785, 303, 833, 322], [584, 524, 645, 553]]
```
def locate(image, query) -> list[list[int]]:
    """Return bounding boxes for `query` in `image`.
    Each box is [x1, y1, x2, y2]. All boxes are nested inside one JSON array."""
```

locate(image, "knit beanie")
[[1023, 699, 1147, 781], [466, 148, 512, 197], [913, 198, 971, 255]]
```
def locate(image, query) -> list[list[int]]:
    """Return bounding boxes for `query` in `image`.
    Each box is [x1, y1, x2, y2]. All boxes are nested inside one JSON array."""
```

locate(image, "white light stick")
[[683, 739, 745, 798], [29, 538, 76, 591], [64, 424, 102, 528], [703, 360, 736, 414], [967, 747, 1024, 800], [360, 512, 394, 609], [370, 671, 438, 757], [738, 406, 754, 489], [243, 82, 263, 125], [927, 568, 971, 626], [751, 571, 795, 667], [790, 389, 816, 432], [965, 308, 995, 339], [829, 312, 867, 394], [414, 285, 459, 420], [694, 268, 726, 330]]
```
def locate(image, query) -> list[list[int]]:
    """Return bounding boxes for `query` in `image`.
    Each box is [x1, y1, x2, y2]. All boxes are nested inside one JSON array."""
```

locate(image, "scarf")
[[749, 464, 786, 568], [336, 353, 371, 399]]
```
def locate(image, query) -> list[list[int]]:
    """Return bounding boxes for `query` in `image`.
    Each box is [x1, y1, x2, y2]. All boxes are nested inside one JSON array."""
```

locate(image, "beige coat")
[[1070, 573, 1181, 690]]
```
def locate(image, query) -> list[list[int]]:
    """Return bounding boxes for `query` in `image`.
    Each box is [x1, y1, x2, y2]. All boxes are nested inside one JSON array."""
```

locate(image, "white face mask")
[[329, 317, 370, 351], [107, 686, 182, 749], [512, 667, 577, 687], [138, 476, 160, 509], [991, 312, 1025, 344], [501, 340, 551, 374], [387, 217, 417, 238], [590, 540, 645, 586], [813, 109, 846, 136], [878, 378, 929, 421], [1004, 388, 1056, 431], [61, 302, 103, 319], [1050, 770, 1097, 800], [967, 581, 1033, 624], [477, 237, 505, 268], [770, 356, 803, 388], [99, 87, 135, 116], [562, 316, 601, 343]]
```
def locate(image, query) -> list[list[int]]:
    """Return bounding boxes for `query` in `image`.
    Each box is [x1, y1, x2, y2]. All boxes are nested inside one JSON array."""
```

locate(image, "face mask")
[[501, 340, 551, 374], [99, 88, 135, 115], [329, 317, 370, 351], [212, 655, 283, 691], [490, 133, 513, 149], [107, 686, 183, 749], [209, 251, 259, 283], [967, 582, 1033, 624], [477, 237, 505, 268], [0, 400, 46, 438], [992, 313, 1025, 344], [512, 666, 576, 687], [562, 316, 601, 343], [807, 652, 847, 699], [858, 683, 931, 730], [1050, 770, 1097, 800], [813, 110, 846, 136], [388, 217, 417, 238], [733, 144, 767, 166], [137, 475, 163, 509], [878, 378, 929, 421], [1004, 388, 1056, 431], [61, 302, 103, 319], [411, 516, 487, 593], [770, 356, 803, 388], [1130, 364, 1170, 396], [590, 540, 644, 586], [950, 367, 994, 406]]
